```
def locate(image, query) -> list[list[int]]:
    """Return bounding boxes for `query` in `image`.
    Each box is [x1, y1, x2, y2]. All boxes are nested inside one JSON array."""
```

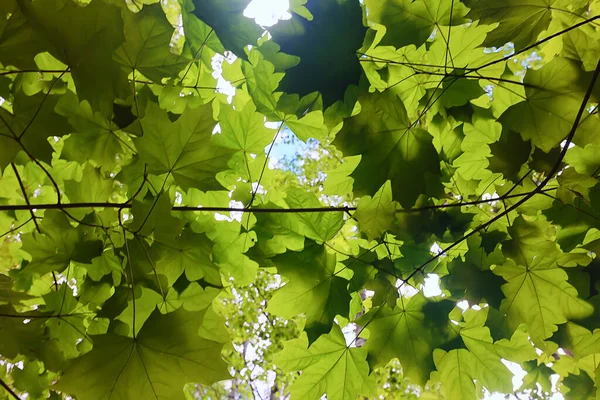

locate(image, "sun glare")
[[243, 0, 291, 27]]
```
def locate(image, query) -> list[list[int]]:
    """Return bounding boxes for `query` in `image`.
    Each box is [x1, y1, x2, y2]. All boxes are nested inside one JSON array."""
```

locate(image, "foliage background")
[[1, 0, 600, 399]]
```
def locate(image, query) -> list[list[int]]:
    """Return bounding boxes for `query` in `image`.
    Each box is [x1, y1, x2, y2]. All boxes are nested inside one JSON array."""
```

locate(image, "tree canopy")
[[1, 0, 600, 399]]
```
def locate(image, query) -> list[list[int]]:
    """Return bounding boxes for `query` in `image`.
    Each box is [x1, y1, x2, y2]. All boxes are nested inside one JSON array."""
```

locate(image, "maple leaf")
[[333, 90, 441, 208], [464, 0, 553, 50], [364, 0, 468, 48], [267, 242, 351, 342], [358, 293, 456, 386], [135, 101, 235, 191], [275, 326, 377, 400], [354, 181, 397, 241], [56, 308, 229, 399], [19, 0, 130, 117]]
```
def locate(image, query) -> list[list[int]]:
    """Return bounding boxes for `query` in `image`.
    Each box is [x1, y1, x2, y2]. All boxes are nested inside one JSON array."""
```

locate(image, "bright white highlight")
[[422, 274, 442, 297], [244, 0, 291, 27], [560, 140, 575, 150], [501, 359, 527, 391], [430, 242, 444, 256]]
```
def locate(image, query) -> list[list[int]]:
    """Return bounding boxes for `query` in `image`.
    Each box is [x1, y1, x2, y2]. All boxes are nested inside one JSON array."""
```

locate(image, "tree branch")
[[0, 377, 20, 400], [0, 187, 557, 214]]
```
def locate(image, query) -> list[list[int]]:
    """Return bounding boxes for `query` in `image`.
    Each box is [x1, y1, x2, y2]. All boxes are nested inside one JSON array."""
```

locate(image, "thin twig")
[[0, 377, 20, 400], [10, 163, 41, 233]]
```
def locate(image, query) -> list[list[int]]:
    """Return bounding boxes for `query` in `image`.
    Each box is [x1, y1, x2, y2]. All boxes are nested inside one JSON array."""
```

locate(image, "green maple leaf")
[[150, 228, 221, 286], [19, 0, 130, 117], [565, 144, 600, 176], [363, 44, 434, 118], [64, 163, 115, 219], [157, 287, 182, 314], [0, 275, 33, 305], [358, 293, 455, 386], [562, 16, 600, 72], [282, 192, 343, 241], [321, 155, 361, 197], [241, 49, 285, 116], [267, 242, 351, 342], [55, 308, 230, 400], [188, 0, 262, 59], [500, 57, 600, 151], [19, 211, 102, 281], [444, 235, 506, 308], [116, 286, 163, 337], [494, 218, 593, 340], [433, 308, 536, 397], [43, 286, 91, 358], [454, 113, 502, 181], [135, 101, 234, 191], [190, 214, 260, 285], [214, 102, 276, 153], [285, 111, 329, 142], [85, 252, 122, 286], [488, 129, 532, 182], [354, 181, 396, 241], [114, 4, 191, 82], [275, 325, 377, 400], [56, 92, 134, 173], [0, 91, 72, 168], [561, 373, 597, 399], [565, 323, 600, 359], [0, 305, 63, 364], [435, 78, 487, 110], [458, 308, 536, 393], [270, 188, 344, 243], [11, 359, 51, 399], [464, 0, 553, 50], [180, 2, 225, 54], [432, 348, 476, 398], [128, 193, 185, 240], [179, 283, 220, 311], [546, 196, 598, 252], [333, 91, 441, 208], [251, 213, 306, 258], [427, 21, 497, 70], [0, 0, 48, 69], [364, 0, 468, 48], [210, 229, 259, 286]]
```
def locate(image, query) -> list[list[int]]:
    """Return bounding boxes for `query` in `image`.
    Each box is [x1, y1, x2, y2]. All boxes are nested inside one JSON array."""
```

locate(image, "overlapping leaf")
[[500, 57, 600, 151], [135, 101, 234, 191], [358, 294, 455, 385], [56, 308, 229, 400], [494, 218, 594, 340], [433, 308, 536, 397], [275, 325, 377, 400], [267, 242, 351, 342], [19, 0, 130, 116], [364, 0, 468, 48], [464, 0, 553, 50], [333, 91, 441, 208]]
